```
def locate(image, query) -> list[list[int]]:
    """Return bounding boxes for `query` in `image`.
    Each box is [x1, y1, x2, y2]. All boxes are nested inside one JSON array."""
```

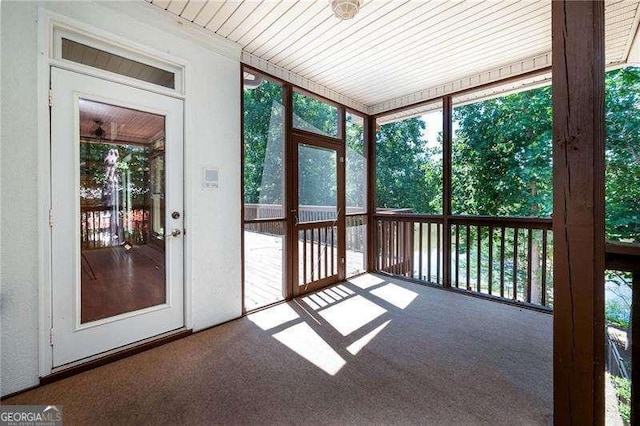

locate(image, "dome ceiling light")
[[330, 0, 362, 20]]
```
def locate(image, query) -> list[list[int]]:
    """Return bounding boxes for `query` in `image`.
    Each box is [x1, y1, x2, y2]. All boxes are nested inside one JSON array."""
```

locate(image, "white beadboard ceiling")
[[147, 0, 640, 115]]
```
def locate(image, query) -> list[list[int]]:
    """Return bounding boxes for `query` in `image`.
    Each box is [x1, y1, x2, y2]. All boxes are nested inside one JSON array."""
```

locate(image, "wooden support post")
[[338, 107, 347, 281], [365, 115, 377, 272], [284, 83, 295, 300], [442, 96, 452, 288], [552, 1, 605, 425]]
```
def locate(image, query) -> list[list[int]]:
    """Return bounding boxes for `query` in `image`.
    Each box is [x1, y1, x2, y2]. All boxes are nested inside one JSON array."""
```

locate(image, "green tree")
[[451, 86, 553, 217], [243, 81, 285, 206], [375, 117, 442, 214], [605, 67, 640, 242], [346, 113, 366, 210]]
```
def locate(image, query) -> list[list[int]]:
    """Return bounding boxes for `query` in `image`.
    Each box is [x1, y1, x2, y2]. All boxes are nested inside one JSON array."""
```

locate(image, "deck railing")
[[244, 203, 365, 222], [374, 213, 554, 308], [80, 206, 150, 249], [244, 203, 366, 250]]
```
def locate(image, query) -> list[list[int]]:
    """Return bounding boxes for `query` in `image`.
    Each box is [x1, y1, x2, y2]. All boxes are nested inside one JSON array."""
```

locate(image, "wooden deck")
[[244, 231, 365, 311]]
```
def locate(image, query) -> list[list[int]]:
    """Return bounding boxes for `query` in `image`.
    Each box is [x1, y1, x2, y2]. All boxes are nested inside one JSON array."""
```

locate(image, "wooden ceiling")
[[147, 0, 640, 112], [79, 99, 165, 145]]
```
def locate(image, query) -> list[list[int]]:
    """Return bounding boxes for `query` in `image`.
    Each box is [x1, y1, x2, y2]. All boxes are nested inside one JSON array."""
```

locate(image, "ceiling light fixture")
[[331, 0, 362, 20]]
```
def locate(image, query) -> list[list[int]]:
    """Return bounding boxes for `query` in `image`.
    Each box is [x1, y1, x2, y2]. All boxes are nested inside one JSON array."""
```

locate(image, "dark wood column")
[[365, 115, 377, 271], [284, 83, 295, 300], [552, 1, 605, 425], [442, 96, 452, 288]]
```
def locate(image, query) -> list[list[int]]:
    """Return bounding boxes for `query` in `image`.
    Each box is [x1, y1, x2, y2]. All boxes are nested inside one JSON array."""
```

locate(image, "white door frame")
[[36, 9, 193, 377]]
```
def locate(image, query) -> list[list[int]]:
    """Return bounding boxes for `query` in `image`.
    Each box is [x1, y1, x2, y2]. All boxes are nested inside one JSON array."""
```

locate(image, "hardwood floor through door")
[[80, 245, 165, 323]]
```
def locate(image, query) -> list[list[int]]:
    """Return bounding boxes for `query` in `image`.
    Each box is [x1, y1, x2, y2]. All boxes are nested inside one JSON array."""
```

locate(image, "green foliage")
[[80, 141, 151, 206], [243, 81, 284, 205], [611, 375, 631, 423], [242, 68, 640, 246], [292, 92, 339, 137], [605, 299, 629, 328], [452, 86, 553, 217], [346, 114, 366, 209], [605, 67, 640, 242], [298, 144, 337, 206], [375, 118, 442, 214]]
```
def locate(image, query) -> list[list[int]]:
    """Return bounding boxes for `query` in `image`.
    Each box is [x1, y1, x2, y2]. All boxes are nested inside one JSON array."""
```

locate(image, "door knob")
[[166, 229, 182, 238]]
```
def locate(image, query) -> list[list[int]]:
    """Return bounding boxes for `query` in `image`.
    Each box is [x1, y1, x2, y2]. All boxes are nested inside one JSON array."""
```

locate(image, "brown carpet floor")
[[4, 274, 552, 425]]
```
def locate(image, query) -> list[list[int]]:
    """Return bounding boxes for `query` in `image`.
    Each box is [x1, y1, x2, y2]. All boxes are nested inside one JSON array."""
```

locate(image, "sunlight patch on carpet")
[[248, 303, 299, 331], [370, 283, 418, 309], [318, 295, 386, 336], [273, 322, 346, 375], [348, 274, 385, 289], [347, 320, 392, 355]]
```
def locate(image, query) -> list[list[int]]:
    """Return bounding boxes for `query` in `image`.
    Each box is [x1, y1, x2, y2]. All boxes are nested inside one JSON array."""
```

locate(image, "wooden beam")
[[552, 1, 605, 425]]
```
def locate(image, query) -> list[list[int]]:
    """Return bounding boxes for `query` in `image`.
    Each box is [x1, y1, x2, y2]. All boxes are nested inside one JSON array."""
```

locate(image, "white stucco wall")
[[1, 1, 242, 396]]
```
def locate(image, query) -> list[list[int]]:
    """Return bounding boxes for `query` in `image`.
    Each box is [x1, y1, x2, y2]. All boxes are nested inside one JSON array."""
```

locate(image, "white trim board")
[[242, 51, 554, 117], [369, 52, 553, 116]]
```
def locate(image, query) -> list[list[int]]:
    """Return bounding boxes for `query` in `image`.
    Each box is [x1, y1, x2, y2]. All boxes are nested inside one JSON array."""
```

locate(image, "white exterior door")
[[50, 67, 184, 367]]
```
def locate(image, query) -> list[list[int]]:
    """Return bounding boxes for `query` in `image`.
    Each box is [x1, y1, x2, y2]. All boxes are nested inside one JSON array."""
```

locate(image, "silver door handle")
[[166, 229, 182, 238]]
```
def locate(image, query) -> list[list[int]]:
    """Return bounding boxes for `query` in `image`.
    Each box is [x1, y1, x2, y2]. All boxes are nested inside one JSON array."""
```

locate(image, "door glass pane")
[[79, 98, 166, 323], [298, 144, 337, 223], [62, 39, 175, 89]]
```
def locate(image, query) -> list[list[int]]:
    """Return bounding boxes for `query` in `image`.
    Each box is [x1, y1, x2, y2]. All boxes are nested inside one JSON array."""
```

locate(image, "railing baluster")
[[374, 220, 383, 271], [401, 221, 405, 276], [466, 224, 471, 291], [92, 211, 96, 248], [418, 222, 423, 280], [383, 221, 388, 272], [437, 222, 441, 285], [477, 225, 482, 293], [527, 228, 533, 303], [395, 221, 400, 276], [542, 229, 548, 306], [405, 221, 410, 277], [455, 224, 460, 288], [317, 227, 322, 280], [310, 228, 315, 282], [488, 227, 494, 295], [409, 221, 414, 278], [395, 221, 400, 275], [513, 228, 519, 301], [425, 222, 431, 282], [324, 226, 328, 279], [500, 227, 506, 298], [331, 226, 335, 275], [380, 221, 386, 271], [303, 230, 307, 285]]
